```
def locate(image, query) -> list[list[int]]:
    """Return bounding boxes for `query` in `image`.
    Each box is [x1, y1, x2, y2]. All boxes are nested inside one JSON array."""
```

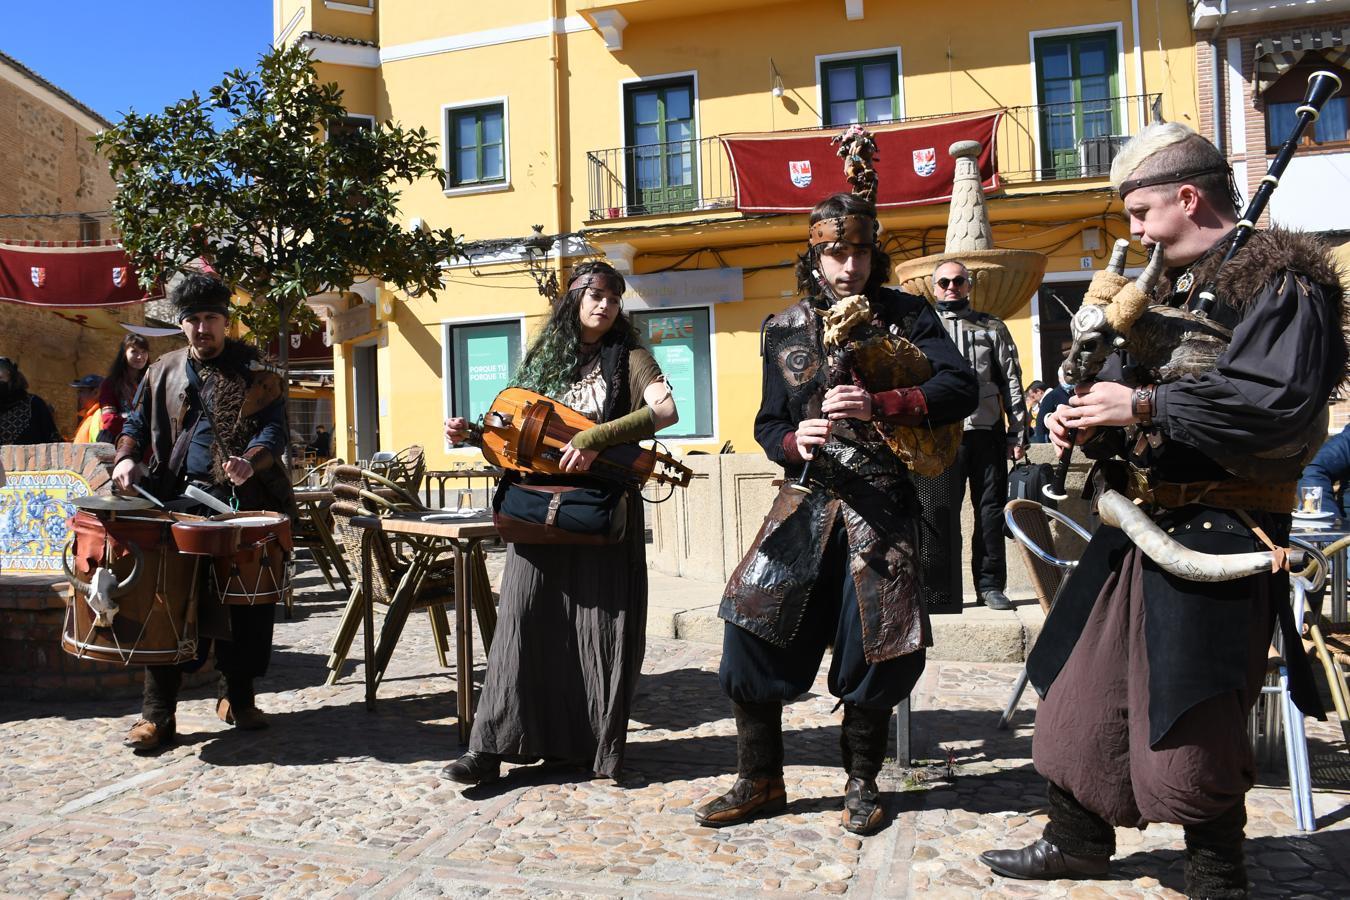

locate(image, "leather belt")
[[1131, 476, 1297, 515]]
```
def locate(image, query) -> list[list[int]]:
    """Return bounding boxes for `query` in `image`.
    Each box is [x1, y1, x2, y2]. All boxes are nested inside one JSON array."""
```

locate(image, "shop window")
[[445, 101, 508, 189], [631, 307, 714, 440], [821, 52, 899, 126], [1264, 55, 1350, 152], [445, 320, 522, 425]]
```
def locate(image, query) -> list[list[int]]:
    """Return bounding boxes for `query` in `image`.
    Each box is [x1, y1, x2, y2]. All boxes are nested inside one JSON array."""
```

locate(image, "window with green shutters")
[[821, 54, 899, 126], [446, 103, 506, 188], [1034, 31, 1121, 179], [624, 78, 697, 214]]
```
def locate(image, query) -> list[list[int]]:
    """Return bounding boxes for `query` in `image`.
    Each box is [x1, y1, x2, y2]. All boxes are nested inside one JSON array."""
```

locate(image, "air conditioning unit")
[[1079, 135, 1129, 177]]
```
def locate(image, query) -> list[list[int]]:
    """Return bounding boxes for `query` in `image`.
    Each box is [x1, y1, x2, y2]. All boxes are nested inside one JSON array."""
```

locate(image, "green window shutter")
[[822, 54, 898, 127], [1034, 32, 1121, 178], [448, 104, 506, 187], [623, 78, 697, 214]]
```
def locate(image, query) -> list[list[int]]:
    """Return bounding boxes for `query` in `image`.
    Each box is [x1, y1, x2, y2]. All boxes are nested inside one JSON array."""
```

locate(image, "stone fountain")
[[893, 141, 1046, 320]]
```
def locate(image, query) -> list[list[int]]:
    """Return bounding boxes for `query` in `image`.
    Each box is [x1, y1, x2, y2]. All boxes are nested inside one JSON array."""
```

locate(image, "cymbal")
[[70, 495, 156, 512]]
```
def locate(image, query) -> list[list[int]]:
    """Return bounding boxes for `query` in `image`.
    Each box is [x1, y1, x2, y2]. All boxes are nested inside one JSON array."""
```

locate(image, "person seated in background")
[[0, 358, 61, 444], [70, 374, 104, 443], [308, 424, 332, 460], [1298, 422, 1350, 516], [1032, 378, 1073, 444]]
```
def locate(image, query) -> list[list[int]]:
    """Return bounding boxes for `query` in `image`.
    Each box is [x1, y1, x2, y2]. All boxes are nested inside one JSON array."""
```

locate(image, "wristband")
[[569, 406, 657, 452], [1131, 384, 1156, 427]]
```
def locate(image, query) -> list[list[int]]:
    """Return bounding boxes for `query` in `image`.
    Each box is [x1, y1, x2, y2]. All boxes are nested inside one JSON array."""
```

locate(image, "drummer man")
[[111, 273, 295, 752]]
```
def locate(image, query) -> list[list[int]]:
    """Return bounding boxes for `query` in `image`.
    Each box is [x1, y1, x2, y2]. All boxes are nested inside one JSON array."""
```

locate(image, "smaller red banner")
[[268, 329, 335, 367], [721, 112, 1002, 213], [0, 242, 160, 307]]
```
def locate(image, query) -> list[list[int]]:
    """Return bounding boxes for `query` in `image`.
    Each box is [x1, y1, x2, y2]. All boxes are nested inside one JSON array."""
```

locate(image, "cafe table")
[[292, 488, 351, 592], [349, 509, 498, 742]]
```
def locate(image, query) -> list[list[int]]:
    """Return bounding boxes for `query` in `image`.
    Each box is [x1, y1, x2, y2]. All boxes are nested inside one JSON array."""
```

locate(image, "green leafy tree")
[[96, 43, 462, 375]]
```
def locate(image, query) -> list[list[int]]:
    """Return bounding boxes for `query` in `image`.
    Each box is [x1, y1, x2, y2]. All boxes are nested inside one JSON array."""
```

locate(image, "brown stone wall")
[[0, 64, 166, 428]]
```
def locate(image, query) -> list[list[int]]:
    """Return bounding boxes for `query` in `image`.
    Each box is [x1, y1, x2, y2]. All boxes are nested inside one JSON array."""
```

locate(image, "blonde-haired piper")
[[979, 122, 1347, 895]]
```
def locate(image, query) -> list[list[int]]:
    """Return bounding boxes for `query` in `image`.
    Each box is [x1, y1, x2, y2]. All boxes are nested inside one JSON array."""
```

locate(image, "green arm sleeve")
[[569, 406, 657, 452]]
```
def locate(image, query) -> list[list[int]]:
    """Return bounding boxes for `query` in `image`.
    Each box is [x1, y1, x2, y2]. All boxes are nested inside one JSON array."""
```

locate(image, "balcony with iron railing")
[[586, 93, 1163, 221]]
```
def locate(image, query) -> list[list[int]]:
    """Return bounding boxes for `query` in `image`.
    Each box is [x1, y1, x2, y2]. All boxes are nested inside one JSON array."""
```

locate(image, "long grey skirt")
[[469, 499, 647, 777]]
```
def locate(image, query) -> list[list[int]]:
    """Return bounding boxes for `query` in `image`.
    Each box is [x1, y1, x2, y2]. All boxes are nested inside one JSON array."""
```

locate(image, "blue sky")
[[3, 1, 274, 123]]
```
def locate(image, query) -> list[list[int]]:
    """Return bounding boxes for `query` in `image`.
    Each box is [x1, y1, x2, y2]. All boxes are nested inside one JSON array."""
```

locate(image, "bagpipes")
[[462, 387, 692, 490]]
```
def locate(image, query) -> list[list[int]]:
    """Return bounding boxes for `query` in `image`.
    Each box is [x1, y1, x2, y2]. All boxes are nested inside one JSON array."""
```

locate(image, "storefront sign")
[[642, 311, 704, 438], [623, 268, 743, 309], [329, 303, 376, 344]]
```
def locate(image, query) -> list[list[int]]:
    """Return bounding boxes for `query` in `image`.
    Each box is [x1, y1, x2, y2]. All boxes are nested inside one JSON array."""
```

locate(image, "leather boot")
[[124, 717, 175, 752], [981, 782, 1112, 880], [979, 838, 1111, 880], [840, 704, 891, 835], [695, 701, 786, 827], [1183, 802, 1248, 899], [442, 751, 502, 785], [217, 675, 269, 730]]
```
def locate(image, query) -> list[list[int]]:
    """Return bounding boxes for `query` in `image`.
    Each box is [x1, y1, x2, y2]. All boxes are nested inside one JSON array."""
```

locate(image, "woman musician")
[[442, 260, 677, 784]]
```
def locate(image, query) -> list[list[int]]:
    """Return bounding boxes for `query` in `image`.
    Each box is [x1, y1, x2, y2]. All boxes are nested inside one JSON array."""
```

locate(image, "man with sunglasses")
[[930, 260, 1028, 611]]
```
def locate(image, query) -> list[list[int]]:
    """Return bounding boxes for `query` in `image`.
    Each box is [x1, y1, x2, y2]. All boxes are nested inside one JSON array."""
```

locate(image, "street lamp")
[[522, 225, 559, 301]]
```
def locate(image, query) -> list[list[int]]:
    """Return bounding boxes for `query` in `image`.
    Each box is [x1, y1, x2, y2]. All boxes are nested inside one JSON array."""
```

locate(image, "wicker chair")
[[290, 459, 350, 591], [368, 445, 426, 500], [324, 465, 455, 686], [1297, 535, 1350, 748], [997, 499, 1091, 730]]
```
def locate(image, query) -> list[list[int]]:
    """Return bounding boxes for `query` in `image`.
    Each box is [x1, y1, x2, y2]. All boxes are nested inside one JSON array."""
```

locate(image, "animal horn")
[[112, 542, 143, 598], [1134, 242, 1165, 294], [62, 544, 92, 590], [1096, 489, 1301, 581], [1106, 238, 1130, 275]]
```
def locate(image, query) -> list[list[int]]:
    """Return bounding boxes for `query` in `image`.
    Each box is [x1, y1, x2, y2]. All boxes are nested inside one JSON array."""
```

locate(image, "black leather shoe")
[[441, 751, 502, 785], [842, 776, 885, 835], [980, 838, 1110, 880], [694, 776, 787, 827], [981, 589, 1013, 611]]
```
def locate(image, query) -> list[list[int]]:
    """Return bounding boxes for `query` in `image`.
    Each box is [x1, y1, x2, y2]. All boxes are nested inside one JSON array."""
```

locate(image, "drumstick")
[[132, 484, 166, 509], [184, 484, 234, 515]]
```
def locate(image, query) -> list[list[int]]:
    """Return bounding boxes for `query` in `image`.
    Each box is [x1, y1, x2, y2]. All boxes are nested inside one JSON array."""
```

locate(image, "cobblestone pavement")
[[1, 557, 1347, 898]]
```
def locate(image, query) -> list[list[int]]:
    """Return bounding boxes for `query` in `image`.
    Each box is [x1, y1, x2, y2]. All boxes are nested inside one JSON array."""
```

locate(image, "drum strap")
[[167, 408, 202, 481]]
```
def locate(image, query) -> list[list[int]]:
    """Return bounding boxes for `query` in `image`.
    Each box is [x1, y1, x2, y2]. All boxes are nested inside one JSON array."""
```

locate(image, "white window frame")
[[625, 302, 720, 448], [616, 69, 702, 211], [440, 314, 529, 454], [441, 97, 512, 197], [1027, 22, 1128, 181], [814, 46, 905, 128]]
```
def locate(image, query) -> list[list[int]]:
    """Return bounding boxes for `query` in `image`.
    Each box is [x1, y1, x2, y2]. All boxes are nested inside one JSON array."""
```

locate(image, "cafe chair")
[[324, 465, 457, 687], [289, 459, 350, 592], [1250, 537, 1327, 832], [1297, 535, 1350, 748], [997, 498, 1092, 730]]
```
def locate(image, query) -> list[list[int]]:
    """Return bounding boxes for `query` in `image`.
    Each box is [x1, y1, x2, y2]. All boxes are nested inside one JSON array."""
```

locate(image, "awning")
[[721, 111, 1001, 213], [0, 240, 161, 307], [1254, 28, 1350, 97]]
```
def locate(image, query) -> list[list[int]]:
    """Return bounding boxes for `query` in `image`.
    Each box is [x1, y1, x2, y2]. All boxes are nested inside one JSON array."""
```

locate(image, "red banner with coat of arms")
[[0, 241, 161, 307], [721, 111, 1001, 213]]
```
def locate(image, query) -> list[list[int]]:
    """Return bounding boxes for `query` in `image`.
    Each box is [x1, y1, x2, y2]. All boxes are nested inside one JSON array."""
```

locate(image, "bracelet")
[[1131, 384, 1156, 427]]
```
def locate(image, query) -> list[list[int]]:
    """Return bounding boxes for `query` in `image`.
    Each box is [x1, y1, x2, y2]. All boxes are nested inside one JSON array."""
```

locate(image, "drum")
[[61, 508, 203, 666], [173, 511, 292, 606]]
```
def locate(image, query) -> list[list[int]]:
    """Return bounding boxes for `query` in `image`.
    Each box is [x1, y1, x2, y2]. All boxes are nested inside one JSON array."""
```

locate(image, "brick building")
[[0, 51, 163, 435]]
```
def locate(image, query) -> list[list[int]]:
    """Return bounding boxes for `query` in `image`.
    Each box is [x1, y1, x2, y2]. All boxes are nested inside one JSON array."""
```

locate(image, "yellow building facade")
[[273, 0, 1199, 464]]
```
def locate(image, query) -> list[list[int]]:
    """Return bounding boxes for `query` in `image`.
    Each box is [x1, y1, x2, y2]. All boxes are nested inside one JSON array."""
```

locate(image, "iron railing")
[[585, 93, 1163, 221]]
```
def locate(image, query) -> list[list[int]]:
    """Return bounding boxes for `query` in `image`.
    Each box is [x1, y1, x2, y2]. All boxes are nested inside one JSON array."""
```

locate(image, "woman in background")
[[97, 334, 151, 442]]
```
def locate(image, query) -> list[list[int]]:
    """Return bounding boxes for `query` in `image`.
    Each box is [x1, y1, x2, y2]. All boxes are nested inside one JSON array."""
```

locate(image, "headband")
[[1118, 163, 1232, 200], [809, 214, 878, 248], [568, 272, 624, 295]]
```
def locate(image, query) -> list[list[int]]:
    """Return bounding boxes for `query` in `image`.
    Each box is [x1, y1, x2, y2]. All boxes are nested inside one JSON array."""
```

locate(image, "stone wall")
[[646, 443, 1093, 607]]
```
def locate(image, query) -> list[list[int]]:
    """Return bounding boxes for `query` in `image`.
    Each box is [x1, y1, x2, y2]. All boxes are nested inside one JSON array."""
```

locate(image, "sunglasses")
[[936, 276, 968, 289]]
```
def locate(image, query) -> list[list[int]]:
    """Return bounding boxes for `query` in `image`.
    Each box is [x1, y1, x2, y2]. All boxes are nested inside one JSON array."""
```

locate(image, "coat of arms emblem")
[[912, 147, 937, 177], [30, 267, 46, 288], [112, 266, 126, 288], [789, 160, 813, 188]]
